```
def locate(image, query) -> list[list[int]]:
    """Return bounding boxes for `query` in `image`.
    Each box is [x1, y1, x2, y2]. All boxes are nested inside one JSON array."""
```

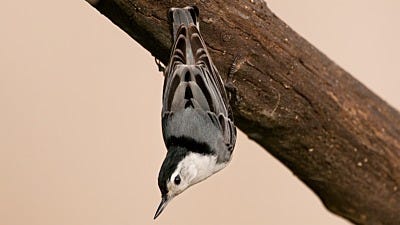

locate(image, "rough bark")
[[86, 0, 400, 224]]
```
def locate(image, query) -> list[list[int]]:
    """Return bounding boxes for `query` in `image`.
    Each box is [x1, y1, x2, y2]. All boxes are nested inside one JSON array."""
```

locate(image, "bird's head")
[[154, 145, 227, 219]]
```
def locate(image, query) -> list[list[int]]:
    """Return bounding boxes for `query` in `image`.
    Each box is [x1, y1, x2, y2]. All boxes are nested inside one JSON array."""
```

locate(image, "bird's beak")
[[154, 196, 170, 219]]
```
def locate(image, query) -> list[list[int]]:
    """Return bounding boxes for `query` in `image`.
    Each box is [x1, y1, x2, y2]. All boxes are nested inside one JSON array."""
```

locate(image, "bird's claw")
[[155, 58, 165, 73], [225, 55, 242, 105], [227, 55, 241, 81]]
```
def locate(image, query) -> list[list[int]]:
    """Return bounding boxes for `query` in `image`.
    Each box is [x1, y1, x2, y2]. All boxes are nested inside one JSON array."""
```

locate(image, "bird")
[[154, 6, 237, 219]]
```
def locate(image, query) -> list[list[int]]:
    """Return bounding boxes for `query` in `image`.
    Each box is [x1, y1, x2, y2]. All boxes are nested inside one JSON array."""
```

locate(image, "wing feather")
[[162, 8, 236, 150]]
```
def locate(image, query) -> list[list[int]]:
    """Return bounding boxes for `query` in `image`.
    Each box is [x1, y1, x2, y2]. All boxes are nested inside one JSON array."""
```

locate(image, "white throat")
[[179, 152, 227, 185]]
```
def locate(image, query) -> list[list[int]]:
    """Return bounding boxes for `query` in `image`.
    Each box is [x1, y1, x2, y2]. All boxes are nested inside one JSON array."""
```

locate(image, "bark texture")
[[86, 1, 400, 224]]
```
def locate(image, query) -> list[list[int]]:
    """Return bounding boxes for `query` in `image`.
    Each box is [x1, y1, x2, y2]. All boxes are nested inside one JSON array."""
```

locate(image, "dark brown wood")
[[86, 0, 400, 224]]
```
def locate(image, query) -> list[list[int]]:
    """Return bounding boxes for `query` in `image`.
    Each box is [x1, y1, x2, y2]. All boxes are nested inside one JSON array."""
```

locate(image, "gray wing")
[[161, 7, 236, 151]]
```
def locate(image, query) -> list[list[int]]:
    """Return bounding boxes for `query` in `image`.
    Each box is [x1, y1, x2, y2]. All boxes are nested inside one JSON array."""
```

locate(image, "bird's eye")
[[174, 175, 181, 185]]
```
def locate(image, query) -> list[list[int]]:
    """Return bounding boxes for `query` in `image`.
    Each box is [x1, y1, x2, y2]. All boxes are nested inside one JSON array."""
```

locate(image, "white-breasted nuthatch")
[[154, 6, 237, 219]]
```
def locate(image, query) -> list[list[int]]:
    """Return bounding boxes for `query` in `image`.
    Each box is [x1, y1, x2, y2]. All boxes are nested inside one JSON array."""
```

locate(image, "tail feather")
[[168, 6, 201, 65], [169, 6, 199, 42]]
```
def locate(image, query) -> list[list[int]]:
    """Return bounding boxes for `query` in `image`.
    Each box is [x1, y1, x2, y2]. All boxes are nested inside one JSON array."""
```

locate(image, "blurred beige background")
[[1, 1, 399, 225]]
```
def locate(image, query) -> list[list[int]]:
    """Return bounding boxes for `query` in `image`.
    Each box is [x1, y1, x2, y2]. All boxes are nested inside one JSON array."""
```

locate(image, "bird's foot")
[[155, 58, 165, 74], [227, 55, 240, 81], [225, 55, 242, 105]]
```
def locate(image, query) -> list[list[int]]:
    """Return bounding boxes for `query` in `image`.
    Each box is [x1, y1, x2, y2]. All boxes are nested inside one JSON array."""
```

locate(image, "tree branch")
[[86, 1, 400, 224]]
